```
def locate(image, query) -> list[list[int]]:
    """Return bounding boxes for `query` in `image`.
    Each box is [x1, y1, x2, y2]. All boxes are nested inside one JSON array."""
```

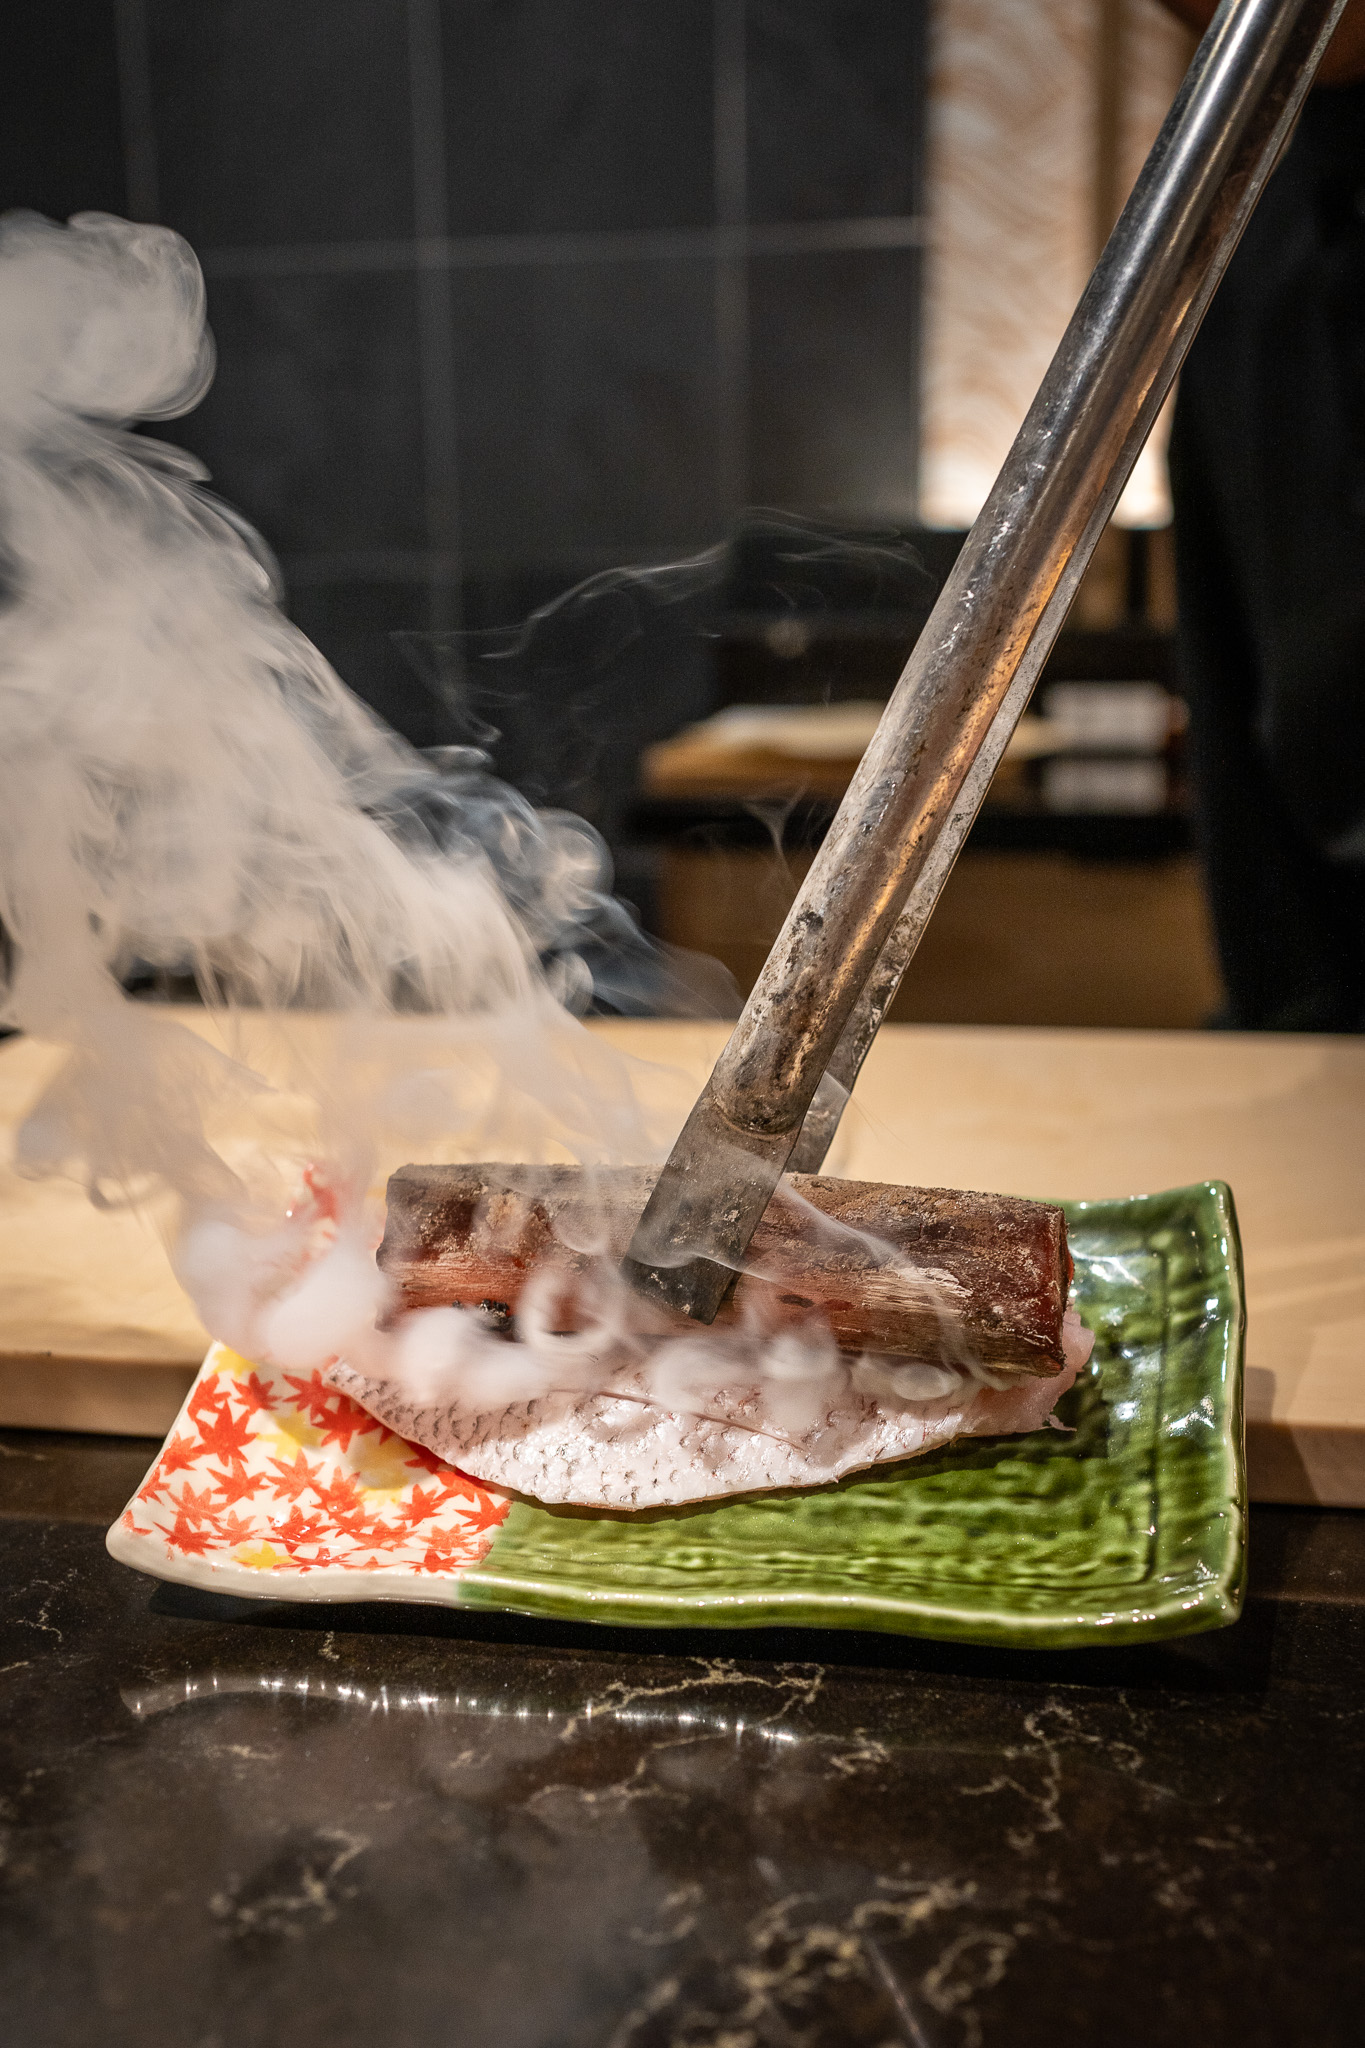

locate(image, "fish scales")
[[327, 1313, 1090, 1510]]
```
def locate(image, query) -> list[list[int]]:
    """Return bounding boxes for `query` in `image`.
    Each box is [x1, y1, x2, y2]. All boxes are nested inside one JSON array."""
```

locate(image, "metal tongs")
[[624, 0, 1348, 1321]]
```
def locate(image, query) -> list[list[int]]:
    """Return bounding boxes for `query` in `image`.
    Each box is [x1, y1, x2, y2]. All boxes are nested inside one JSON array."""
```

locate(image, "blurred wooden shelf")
[[637, 693, 1193, 858], [656, 844, 1222, 1032]]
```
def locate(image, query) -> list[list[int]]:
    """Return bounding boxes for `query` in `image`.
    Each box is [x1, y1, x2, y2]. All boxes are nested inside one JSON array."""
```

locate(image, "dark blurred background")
[[6, 2, 925, 718], [2, 1, 1215, 1026]]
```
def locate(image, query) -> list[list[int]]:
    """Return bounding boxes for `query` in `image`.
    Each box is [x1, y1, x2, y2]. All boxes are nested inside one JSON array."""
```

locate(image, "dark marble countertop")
[[2, 1428, 1363, 2048]]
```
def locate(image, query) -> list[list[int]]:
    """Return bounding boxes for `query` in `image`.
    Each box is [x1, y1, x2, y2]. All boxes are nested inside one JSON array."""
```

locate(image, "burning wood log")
[[377, 1166, 1073, 1378]]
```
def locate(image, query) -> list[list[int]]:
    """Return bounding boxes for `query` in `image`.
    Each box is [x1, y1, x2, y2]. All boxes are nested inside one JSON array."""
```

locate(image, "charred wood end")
[[380, 1164, 1074, 1379]]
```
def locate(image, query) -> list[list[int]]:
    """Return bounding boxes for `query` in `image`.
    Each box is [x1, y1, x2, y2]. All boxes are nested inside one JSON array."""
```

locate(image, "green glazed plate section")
[[459, 1182, 1247, 1648]]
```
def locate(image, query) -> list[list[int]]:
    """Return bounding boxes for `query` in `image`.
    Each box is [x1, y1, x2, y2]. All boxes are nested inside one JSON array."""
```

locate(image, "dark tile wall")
[[748, 246, 922, 512], [192, 271, 428, 558], [146, 1, 417, 246], [3, 1, 128, 220], [746, 0, 925, 223], [454, 257, 724, 567], [98, 2, 929, 757], [441, 1, 717, 236]]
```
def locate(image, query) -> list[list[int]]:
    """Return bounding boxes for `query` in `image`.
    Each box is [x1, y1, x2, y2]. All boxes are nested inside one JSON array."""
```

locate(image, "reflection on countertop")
[[1, 1428, 1363, 2047]]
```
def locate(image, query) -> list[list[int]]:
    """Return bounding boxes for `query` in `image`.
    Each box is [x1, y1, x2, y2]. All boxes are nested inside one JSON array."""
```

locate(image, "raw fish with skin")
[[326, 1309, 1093, 1510]]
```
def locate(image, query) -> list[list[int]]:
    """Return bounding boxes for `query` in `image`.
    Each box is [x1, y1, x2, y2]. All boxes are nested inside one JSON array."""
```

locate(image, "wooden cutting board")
[[2, 1016, 1362, 1506]]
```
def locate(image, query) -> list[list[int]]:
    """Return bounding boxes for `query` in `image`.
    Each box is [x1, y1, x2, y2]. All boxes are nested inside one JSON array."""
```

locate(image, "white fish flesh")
[[326, 1309, 1093, 1510]]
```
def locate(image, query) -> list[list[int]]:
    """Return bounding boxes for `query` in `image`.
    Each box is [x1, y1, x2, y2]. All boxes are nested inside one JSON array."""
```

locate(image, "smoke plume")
[[0, 211, 1015, 1445], [0, 215, 692, 1355]]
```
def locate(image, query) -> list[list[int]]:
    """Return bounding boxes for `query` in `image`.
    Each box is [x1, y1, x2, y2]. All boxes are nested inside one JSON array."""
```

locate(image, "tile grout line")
[[197, 218, 930, 282], [407, 0, 465, 641]]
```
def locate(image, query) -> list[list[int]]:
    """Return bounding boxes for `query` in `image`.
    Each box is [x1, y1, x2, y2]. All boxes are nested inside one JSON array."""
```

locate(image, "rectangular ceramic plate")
[[108, 1181, 1246, 1650]]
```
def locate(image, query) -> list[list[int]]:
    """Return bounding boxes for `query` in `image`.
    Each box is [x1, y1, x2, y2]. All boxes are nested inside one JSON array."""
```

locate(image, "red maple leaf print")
[[316, 1473, 383, 1540], [401, 1441, 451, 1478], [158, 1511, 215, 1557], [158, 1431, 202, 1477], [210, 1462, 259, 1508], [195, 1404, 256, 1465], [281, 1369, 343, 1429], [188, 1378, 233, 1426], [431, 1475, 501, 1517], [318, 1467, 367, 1515], [416, 1525, 474, 1573], [235, 1371, 277, 1417], [300, 1162, 341, 1222], [290, 1544, 341, 1572], [316, 1397, 382, 1454], [331, 1505, 379, 1542], [136, 1468, 168, 1504], [396, 1483, 444, 1531], [170, 1480, 223, 1529], [216, 1509, 257, 1545], [274, 1505, 330, 1551], [266, 1451, 325, 1503], [455, 1495, 509, 1536]]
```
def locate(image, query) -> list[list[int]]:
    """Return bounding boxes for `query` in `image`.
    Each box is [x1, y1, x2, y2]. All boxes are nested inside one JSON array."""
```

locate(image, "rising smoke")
[[0, 210, 1004, 1447], [0, 215, 694, 1361]]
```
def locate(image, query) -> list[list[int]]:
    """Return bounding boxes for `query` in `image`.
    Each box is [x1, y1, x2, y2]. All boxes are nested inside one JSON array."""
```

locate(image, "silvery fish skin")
[[326, 1309, 1092, 1510]]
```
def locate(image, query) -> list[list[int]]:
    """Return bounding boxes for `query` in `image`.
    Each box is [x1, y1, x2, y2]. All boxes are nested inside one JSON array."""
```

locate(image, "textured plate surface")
[[109, 1182, 1246, 1648]]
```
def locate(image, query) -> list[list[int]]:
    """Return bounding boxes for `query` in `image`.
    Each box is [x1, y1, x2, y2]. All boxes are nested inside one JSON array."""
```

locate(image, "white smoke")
[[0, 214, 680, 1350], [0, 213, 645, 1026], [0, 211, 1014, 1448]]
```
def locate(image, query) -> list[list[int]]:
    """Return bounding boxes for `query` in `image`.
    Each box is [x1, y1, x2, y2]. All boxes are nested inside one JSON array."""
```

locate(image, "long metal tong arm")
[[624, 0, 1347, 1323]]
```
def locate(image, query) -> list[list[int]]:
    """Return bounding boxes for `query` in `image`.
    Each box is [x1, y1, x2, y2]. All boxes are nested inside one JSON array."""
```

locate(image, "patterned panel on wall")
[[920, 0, 1190, 530]]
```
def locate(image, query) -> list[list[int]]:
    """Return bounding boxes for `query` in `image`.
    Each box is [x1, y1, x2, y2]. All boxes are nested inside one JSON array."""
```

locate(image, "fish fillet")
[[327, 1310, 1092, 1510]]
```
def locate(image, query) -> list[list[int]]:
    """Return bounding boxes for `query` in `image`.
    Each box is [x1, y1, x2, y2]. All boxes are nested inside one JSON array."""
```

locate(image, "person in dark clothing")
[[1162, 3, 1365, 1027]]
